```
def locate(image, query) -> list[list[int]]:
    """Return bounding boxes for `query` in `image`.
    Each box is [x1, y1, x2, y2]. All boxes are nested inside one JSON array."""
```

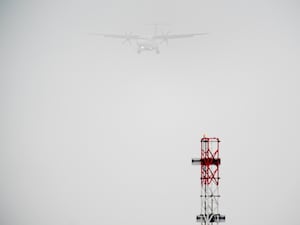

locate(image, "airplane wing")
[[89, 32, 142, 40], [153, 32, 207, 40]]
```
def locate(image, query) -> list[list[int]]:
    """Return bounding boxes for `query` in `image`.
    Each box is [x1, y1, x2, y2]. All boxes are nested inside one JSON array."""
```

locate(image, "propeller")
[[122, 32, 133, 45], [160, 31, 170, 45]]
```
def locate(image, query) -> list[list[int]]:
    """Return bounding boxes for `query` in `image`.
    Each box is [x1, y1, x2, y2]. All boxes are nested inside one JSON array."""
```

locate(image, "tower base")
[[196, 214, 226, 223]]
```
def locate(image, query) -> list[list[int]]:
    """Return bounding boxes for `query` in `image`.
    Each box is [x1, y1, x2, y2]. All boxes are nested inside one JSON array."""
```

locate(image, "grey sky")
[[1, 1, 300, 225]]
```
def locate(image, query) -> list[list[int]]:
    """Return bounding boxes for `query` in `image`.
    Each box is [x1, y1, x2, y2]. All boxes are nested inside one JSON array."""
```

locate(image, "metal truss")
[[192, 136, 225, 225]]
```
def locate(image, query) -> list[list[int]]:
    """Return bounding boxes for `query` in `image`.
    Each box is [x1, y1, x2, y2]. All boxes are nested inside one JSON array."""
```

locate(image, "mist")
[[1, 1, 300, 225]]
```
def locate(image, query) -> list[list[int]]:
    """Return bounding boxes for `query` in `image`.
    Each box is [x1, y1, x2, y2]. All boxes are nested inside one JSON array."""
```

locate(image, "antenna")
[[192, 136, 226, 225]]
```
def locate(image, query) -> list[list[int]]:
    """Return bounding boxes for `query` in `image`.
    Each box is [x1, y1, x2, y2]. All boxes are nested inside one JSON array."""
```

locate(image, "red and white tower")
[[192, 136, 225, 225]]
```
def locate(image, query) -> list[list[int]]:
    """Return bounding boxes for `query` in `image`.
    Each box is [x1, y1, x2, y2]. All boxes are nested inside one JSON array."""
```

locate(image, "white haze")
[[1, 1, 300, 225]]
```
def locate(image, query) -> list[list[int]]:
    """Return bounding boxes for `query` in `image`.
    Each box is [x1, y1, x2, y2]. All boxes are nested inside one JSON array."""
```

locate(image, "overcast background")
[[1, 1, 300, 225]]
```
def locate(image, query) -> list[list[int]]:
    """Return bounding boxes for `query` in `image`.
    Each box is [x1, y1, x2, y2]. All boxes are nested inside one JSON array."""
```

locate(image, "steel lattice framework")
[[192, 136, 225, 225]]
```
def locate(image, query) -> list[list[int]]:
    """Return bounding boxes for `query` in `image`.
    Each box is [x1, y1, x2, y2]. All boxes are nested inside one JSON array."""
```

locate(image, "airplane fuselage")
[[136, 38, 160, 54]]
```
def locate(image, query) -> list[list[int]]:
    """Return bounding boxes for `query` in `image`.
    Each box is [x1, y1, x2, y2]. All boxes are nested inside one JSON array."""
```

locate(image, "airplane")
[[90, 28, 207, 54]]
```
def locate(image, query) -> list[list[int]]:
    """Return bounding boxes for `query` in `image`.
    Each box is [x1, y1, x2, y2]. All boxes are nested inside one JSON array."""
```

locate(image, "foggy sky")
[[1, 1, 300, 225]]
